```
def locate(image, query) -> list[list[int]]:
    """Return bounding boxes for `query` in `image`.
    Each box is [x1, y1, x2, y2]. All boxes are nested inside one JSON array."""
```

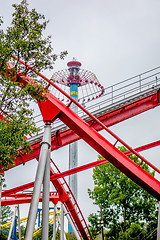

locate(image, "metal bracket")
[[55, 130, 62, 146], [40, 141, 51, 149]]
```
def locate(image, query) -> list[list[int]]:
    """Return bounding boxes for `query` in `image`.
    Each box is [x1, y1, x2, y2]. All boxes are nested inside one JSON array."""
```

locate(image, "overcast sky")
[[1, 0, 160, 227]]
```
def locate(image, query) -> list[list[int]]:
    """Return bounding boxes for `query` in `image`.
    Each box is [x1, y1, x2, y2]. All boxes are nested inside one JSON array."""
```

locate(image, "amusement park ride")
[[0, 56, 160, 239]]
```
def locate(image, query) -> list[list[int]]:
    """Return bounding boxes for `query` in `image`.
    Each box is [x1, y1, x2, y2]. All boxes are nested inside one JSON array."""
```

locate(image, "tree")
[[0, 0, 67, 169], [0, 206, 13, 225], [0, 206, 13, 240], [88, 146, 158, 239]]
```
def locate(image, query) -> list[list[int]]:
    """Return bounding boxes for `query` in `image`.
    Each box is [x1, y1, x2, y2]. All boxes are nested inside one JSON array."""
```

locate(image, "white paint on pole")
[[62, 205, 81, 240], [41, 136, 51, 240], [17, 205, 21, 240], [53, 204, 56, 240], [24, 124, 51, 240], [60, 203, 64, 240]]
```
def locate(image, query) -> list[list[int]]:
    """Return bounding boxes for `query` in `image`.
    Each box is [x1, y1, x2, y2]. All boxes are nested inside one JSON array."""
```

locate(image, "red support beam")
[[7, 91, 160, 170], [2, 182, 34, 197], [2, 61, 160, 240], [2, 140, 160, 199], [37, 88, 160, 199], [125, 140, 160, 156], [1, 193, 59, 206], [2, 91, 160, 199]]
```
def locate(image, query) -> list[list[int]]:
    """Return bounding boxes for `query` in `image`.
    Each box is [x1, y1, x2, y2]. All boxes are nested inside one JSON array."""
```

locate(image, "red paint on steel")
[[50, 158, 109, 180], [2, 58, 160, 238], [2, 182, 34, 197], [3, 60, 160, 199], [50, 160, 92, 240], [3, 139, 160, 197], [8, 91, 160, 170], [1, 194, 59, 206], [67, 61, 82, 67], [125, 140, 160, 156]]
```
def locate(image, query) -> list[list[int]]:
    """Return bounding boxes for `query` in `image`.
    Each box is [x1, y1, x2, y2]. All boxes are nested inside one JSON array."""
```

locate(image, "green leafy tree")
[[88, 213, 101, 238], [88, 146, 158, 239], [0, 206, 13, 240], [0, 206, 13, 225], [0, 0, 67, 169]]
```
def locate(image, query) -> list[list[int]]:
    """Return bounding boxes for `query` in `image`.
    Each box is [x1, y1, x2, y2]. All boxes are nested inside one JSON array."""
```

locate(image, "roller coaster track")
[[1, 159, 93, 239], [0, 211, 56, 239], [8, 66, 160, 169], [2, 61, 160, 239]]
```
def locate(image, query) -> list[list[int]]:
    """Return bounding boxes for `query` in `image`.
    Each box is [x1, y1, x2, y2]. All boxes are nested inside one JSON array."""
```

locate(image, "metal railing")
[[28, 65, 160, 143], [50, 158, 92, 239]]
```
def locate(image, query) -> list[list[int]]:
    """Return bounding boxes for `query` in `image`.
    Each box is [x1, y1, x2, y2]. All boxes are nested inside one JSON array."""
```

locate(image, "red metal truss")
[[1, 191, 59, 206], [2, 60, 160, 240], [1, 141, 160, 239], [125, 140, 160, 156], [39, 90, 160, 199], [2, 165, 91, 239], [8, 90, 160, 169], [3, 63, 160, 200], [49, 166, 91, 240], [2, 140, 160, 198]]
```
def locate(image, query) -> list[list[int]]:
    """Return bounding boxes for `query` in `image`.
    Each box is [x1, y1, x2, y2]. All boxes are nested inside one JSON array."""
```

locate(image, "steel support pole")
[[17, 205, 21, 240], [69, 141, 78, 199], [69, 84, 78, 233], [54, 207, 66, 240], [69, 83, 78, 200], [157, 201, 160, 240], [60, 203, 64, 240], [53, 205, 56, 240], [24, 124, 51, 240], [55, 207, 60, 233], [41, 137, 51, 240], [62, 205, 81, 240]]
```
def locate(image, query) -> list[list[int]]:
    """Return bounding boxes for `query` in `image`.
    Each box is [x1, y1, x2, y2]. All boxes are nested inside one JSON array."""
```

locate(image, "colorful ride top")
[[50, 58, 105, 103]]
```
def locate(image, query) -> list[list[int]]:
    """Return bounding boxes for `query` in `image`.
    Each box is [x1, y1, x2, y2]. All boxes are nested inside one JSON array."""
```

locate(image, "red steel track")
[[9, 90, 160, 169], [1, 60, 160, 239]]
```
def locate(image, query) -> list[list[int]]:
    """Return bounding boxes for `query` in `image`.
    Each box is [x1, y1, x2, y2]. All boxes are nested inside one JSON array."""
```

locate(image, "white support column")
[[55, 207, 60, 233], [17, 205, 21, 240], [62, 205, 81, 240], [60, 203, 64, 240], [53, 205, 56, 240], [24, 124, 51, 240], [41, 136, 51, 240], [69, 84, 78, 201], [54, 206, 66, 240]]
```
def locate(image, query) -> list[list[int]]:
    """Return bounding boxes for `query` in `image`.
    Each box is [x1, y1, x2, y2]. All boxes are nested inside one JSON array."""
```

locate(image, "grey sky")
[[1, 0, 160, 225]]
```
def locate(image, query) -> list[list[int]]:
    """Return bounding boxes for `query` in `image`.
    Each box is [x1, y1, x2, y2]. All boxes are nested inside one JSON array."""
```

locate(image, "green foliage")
[[88, 146, 158, 239], [0, 0, 67, 169], [88, 213, 101, 239], [0, 114, 37, 169], [105, 222, 147, 240], [65, 232, 77, 240], [0, 206, 13, 224], [55, 229, 60, 240]]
